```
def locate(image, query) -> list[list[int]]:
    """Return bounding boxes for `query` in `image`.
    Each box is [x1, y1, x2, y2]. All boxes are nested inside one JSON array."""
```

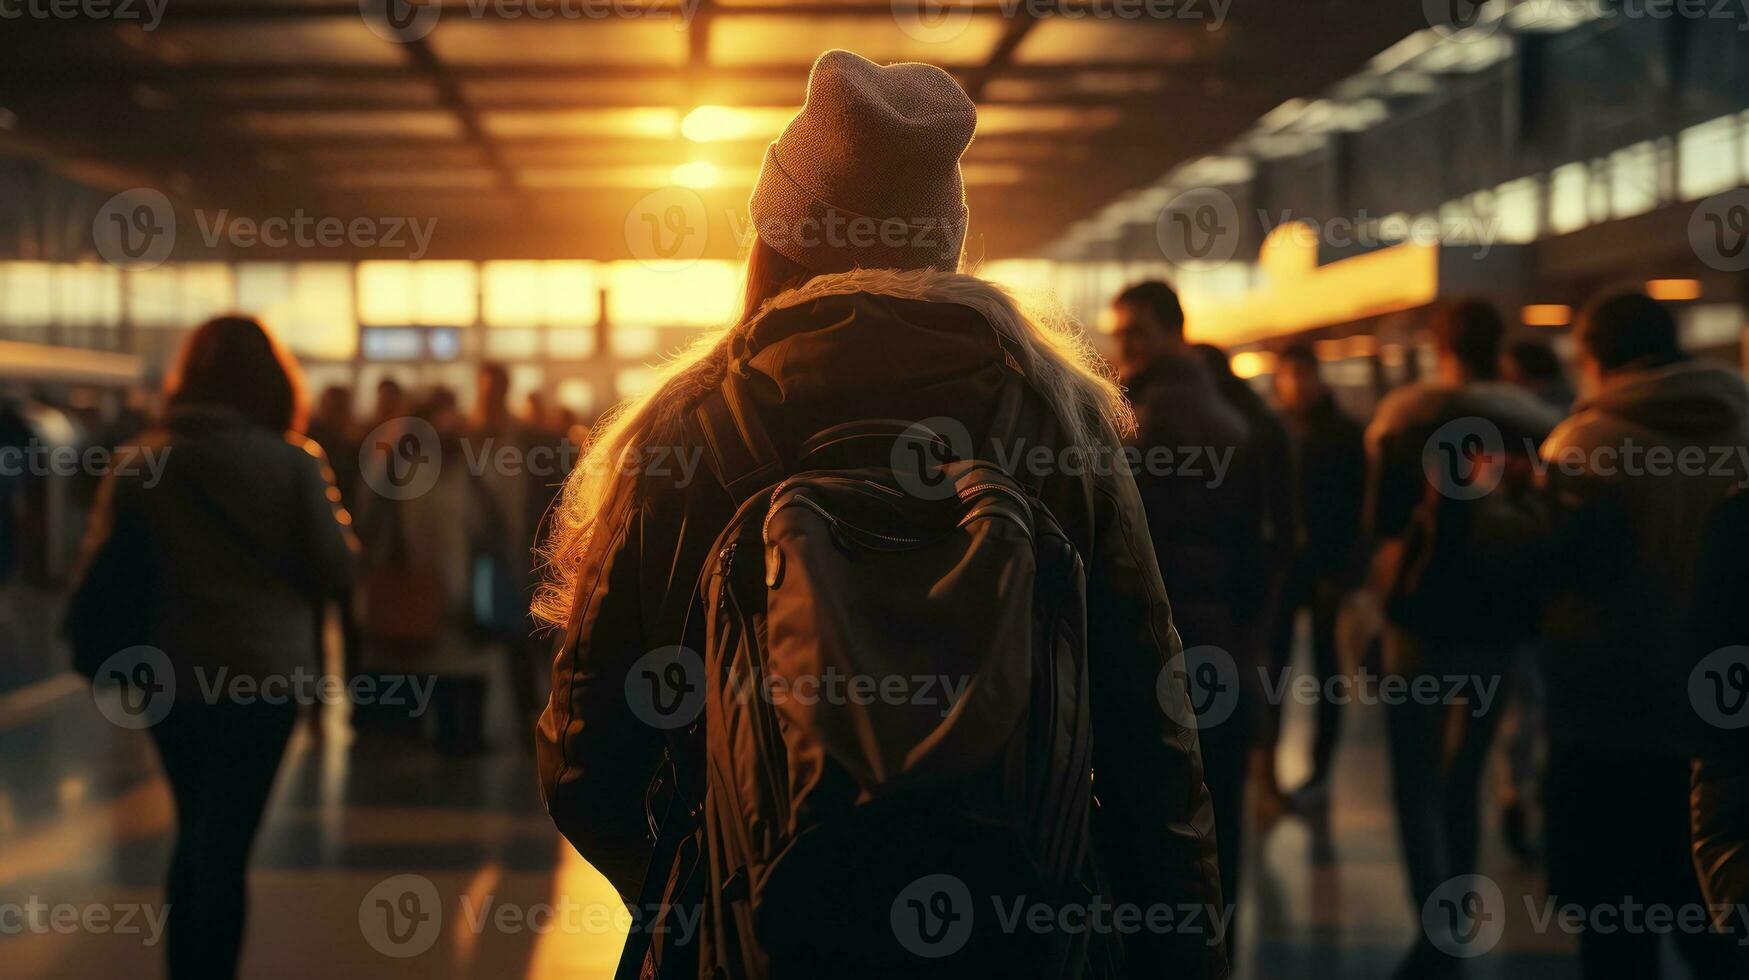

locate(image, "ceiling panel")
[[482, 108, 680, 140], [426, 20, 690, 66], [1013, 20, 1222, 65], [237, 111, 465, 140], [710, 15, 1004, 66], [119, 23, 406, 65]]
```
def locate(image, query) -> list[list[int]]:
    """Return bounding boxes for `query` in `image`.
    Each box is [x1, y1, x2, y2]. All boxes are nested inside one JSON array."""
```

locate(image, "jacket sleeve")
[[1692, 752, 1749, 926], [537, 494, 666, 901], [292, 439, 359, 596], [1086, 466, 1230, 979]]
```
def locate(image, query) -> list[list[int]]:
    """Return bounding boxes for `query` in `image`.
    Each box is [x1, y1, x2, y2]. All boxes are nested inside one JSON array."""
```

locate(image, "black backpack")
[[631, 360, 1102, 980]]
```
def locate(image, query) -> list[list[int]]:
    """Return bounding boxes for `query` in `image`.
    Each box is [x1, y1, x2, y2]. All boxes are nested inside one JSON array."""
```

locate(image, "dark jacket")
[[82, 406, 357, 694], [1282, 393, 1366, 581], [1121, 352, 1260, 653], [538, 282, 1226, 979], [1690, 487, 1749, 924], [1541, 359, 1749, 754]]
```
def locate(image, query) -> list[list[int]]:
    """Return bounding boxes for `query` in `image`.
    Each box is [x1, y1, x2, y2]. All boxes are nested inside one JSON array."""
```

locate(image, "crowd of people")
[[53, 49, 1749, 980], [1109, 280, 1749, 979]]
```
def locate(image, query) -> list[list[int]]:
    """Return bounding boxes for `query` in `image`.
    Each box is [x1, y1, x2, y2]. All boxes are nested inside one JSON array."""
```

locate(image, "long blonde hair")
[[531, 252, 1133, 628]]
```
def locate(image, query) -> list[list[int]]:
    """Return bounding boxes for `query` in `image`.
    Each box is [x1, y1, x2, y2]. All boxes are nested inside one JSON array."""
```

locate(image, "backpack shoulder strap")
[[691, 367, 786, 505]]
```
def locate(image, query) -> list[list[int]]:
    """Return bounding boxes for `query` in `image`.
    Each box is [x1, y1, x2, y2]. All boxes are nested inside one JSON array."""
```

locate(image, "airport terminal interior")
[[3, 2, 1749, 978]]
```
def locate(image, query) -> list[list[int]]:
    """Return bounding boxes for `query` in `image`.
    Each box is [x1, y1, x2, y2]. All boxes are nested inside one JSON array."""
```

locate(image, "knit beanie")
[[747, 49, 976, 274]]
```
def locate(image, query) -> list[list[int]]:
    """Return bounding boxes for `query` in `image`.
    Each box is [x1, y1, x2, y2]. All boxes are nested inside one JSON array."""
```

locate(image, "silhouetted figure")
[[1267, 343, 1366, 810], [1113, 283, 1262, 952], [469, 363, 543, 750], [71, 316, 355, 980], [1365, 300, 1561, 979], [1690, 487, 1749, 977], [536, 52, 1225, 980], [1539, 291, 1749, 980], [1502, 338, 1575, 414]]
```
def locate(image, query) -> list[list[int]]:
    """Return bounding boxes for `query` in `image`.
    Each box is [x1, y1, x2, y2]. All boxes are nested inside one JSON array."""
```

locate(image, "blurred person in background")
[[1365, 300, 1562, 979], [69, 315, 356, 980], [1112, 282, 1262, 950], [537, 51, 1225, 979], [1538, 291, 1749, 979], [367, 377, 408, 435], [1494, 336, 1574, 861], [1194, 342, 1298, 822], [355, 387, 496, 754], [1503, 338, 1576, 414], [1267, 342, 1366, 813], [469, 363, 543, 750]]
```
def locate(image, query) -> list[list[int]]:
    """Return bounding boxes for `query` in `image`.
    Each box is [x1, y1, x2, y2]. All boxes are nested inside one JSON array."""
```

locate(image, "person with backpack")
[[1539, 291, 1749, 980], [535, 50, 1226, 980], [1364, 300, 1561, 979]]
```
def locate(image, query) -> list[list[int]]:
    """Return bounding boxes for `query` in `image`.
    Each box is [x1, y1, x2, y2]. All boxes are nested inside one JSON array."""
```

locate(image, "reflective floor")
[[0, 625, 1586, 979]]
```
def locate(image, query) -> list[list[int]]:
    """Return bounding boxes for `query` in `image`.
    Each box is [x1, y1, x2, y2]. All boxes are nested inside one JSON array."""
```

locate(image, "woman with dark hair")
[[73, 315, 356, 979], [536, 51, 1225, 979]]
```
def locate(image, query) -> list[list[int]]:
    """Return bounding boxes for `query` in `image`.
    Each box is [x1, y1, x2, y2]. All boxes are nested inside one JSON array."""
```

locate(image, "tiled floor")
[[1, 633, 1591, 979]]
